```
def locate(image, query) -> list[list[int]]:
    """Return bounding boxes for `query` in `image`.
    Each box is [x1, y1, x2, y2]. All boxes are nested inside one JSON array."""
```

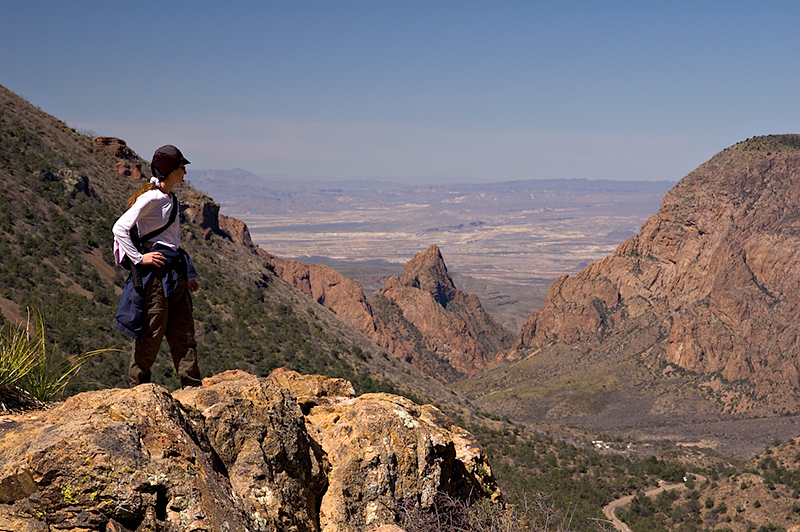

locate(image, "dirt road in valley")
[[603, 476, 703, 532]]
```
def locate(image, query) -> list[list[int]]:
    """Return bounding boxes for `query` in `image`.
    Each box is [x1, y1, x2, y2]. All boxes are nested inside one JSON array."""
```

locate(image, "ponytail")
[[127, 181, 160, 207]]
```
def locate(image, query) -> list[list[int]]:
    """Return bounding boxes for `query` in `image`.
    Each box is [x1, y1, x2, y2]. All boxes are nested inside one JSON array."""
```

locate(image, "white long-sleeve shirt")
[[112, 189, 180, 265]]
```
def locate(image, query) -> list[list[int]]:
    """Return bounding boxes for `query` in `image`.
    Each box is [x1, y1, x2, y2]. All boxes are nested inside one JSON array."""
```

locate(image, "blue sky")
[[1, 1, 798, 182]]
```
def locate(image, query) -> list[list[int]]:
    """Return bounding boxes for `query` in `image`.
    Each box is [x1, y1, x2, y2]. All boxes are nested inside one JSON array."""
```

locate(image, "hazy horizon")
[[188, 167, 680, 187]]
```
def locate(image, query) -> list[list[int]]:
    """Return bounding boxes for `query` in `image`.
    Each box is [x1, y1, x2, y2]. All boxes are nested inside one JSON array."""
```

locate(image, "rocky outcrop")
[[0, 383, 258, 532], [177, 187, 225, 240], [91, 137, 143, 178], [173, 371, 329, 532], [267, 257, 382, 338], [376, 246, 515, 378], [93, 137, 136, 159], [175, 199, 255, 249], [266, 246, 514, 382], [272, 368, 498, 532], [263, 255, 435, 375], [0, 369, 497, 532], [514, 134, 800, 400], [42, 169, 92, 198], [218, 213, 254, 248], [114, 162, 143, 179]]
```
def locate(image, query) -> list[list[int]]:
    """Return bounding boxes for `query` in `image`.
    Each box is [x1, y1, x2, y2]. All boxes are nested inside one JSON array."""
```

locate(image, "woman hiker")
[[112, 145, 202, 388]]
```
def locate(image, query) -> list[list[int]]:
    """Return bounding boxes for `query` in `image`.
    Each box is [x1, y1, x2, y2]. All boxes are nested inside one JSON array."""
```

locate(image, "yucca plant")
[[0, 318, 41, 388], [0, 309, 115, 409], [0, 312, 46, 411], [21, 346, 109, 403]]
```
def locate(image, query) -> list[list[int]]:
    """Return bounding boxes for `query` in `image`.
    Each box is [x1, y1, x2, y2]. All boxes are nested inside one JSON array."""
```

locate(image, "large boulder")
[[173, 370, 328, 532], [0, 369, 499, 532], [272, 368, 499, 532], [0, 383, 252, 531]]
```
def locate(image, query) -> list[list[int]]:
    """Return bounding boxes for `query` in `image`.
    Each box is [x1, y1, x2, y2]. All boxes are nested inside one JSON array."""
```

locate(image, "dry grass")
[[396, 491, 614, 532]]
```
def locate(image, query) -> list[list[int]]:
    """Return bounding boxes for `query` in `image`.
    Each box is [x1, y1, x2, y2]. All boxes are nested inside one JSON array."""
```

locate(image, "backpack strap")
[[132, 193, 179, 249]]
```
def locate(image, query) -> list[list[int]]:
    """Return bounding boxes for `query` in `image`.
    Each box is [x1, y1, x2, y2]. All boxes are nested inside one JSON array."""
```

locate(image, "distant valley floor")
[[188, 173, 674, 331]]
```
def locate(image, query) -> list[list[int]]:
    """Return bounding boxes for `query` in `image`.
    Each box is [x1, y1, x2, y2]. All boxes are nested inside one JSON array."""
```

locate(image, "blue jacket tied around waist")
[[114, 244, 197, 340]]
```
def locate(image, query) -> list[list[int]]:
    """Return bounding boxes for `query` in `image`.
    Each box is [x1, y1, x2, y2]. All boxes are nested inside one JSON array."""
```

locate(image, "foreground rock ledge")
[[0, 369, 499, 532]]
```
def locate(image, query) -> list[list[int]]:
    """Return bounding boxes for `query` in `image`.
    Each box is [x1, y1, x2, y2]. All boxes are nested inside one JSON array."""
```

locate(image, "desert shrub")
[[757, 524, 786, 532], [397, 491, 592, 532], [655, 489, 679, 513], [22, 341, 112, 402], [472, 423, 692, 530]]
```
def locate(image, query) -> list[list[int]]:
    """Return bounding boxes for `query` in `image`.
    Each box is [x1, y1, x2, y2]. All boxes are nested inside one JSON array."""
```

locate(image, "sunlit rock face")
[[378, 245, 515, 379], [0, 369, 499, 532], [515, 135, 800, 401]]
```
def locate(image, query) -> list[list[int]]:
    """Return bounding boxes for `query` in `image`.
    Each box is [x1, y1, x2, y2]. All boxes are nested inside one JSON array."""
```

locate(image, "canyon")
[[188, 171, 673, 333]]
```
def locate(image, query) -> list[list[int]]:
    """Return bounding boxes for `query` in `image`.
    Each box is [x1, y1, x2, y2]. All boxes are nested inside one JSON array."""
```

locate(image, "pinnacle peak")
[[400, 245, 456, 305]]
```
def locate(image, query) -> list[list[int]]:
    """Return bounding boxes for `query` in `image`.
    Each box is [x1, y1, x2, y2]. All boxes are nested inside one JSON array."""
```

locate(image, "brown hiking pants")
[[129, 269, 201, 388]]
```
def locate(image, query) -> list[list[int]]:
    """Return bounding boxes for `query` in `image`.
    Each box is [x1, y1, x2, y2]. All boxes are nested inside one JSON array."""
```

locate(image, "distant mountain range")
[[188, 167, 674, 217]]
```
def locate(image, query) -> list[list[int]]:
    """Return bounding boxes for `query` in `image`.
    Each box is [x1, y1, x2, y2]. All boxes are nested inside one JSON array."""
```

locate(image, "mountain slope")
[[457, 135, 800, 450], [0, 83, 471, 419], [517, 135, 800, 406]]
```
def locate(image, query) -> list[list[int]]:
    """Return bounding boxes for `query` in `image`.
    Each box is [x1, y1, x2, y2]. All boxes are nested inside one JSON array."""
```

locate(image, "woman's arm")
[[113, 206, 144, 264], [112, 194, 165, 266]]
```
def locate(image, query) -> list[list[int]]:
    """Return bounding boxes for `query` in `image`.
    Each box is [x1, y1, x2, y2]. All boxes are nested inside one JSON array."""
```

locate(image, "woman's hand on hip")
[[140, 251, 165, 267], [188, 280, 200, 292]]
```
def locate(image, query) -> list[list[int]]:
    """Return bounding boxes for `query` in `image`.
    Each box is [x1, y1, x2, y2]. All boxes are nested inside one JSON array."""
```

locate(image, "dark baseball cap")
[[151, 145, 190, 178]]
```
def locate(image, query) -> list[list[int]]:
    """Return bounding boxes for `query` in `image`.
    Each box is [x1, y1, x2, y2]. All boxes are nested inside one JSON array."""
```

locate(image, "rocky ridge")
[[264, 245, 514, 382], [93, 137, 142, 179], [512, 134, 800, 410], [0, 369, 498, 532], [377, 245, 515, 378]]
